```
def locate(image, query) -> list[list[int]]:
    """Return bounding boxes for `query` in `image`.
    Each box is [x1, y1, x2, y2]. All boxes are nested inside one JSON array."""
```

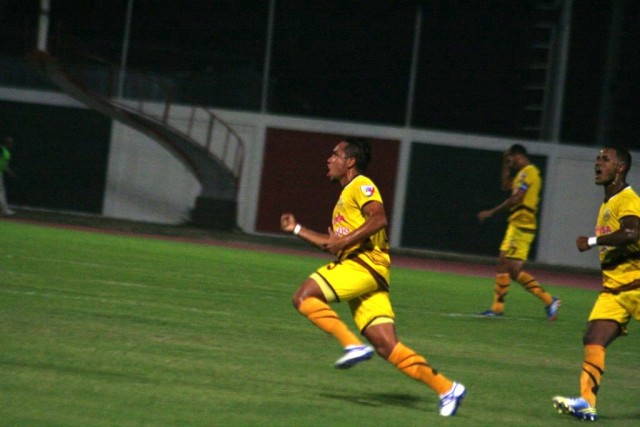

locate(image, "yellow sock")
[[580, 344, 605, 408], [387, 343, 452, 395], [517, 271, 553, 306], [490, 273, 511, 313], [297, 297, 362, 348]]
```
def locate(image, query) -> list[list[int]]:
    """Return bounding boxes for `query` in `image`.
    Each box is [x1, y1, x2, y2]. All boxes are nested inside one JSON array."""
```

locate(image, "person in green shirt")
[[0, 136, 16, 215]]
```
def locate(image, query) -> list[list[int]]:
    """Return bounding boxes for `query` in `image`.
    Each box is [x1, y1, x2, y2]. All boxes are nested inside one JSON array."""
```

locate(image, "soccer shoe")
[[439, 382, 466, 416], [552, 396, 597, 421], [546, 296, 561, 321], [479, 309, 503, 317], [334, 344, 374, 369]]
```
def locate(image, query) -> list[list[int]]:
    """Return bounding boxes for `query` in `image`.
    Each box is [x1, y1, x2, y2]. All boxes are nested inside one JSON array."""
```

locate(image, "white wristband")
[[293, 224, 302, 236], [588, 236, 598, 247]]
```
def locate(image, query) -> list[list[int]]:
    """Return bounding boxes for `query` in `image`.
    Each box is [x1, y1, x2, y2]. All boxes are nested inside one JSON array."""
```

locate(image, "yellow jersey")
[[508, 164, 541, 230], [332, 175, 390, 267], [596, 186, 640, 289]]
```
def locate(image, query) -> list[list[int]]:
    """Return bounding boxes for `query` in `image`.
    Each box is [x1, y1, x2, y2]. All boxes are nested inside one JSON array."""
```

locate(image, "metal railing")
[[53, 45, 244, 179]]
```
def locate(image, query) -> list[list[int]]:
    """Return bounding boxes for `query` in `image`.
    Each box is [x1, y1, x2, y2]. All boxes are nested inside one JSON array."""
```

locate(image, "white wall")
[[102, 122, 200, 224]]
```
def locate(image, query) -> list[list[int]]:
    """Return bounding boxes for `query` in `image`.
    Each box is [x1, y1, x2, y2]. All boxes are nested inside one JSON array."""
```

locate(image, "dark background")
[[0, 100, 111, 212], [0, 0, 637, 146]]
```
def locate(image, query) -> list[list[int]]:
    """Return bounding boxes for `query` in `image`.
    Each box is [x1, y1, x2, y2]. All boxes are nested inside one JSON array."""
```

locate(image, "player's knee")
[[583, 320, 621, 347], [381, 344, 397, 360], [291, 293, 304, 310]]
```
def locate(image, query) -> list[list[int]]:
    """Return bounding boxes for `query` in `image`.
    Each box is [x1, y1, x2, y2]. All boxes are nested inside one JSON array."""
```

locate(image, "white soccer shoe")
[[552, 396, 597, 421], [439, 382, 466, 416], [334, 344, 374, 369]]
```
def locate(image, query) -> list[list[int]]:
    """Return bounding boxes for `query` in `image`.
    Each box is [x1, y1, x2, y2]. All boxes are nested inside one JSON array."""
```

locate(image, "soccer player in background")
[[280, 138, 466, 417], [553, 146, 640, 422], [477, 144, 561, 319], [0, 136, 17, 216]]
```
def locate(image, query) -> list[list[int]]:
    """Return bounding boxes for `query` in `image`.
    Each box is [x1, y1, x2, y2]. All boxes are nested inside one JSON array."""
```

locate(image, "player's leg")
[[579, 316, 622, 408], [552, 294, 628, 421], [292, 276, 364, 350], [0, 175, 14, 215], [514, 268, 560, 320], [355, 292, 465, 416], [481, 226, 515, 316], [480, 251, 510, 316], [364, 321, 466, 416], [365, 322, 451, 392], [508, 228, 560, 319]]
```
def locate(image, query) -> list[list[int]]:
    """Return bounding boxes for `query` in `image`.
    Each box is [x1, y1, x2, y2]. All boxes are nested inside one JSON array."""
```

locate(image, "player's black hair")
[[507, 144, 528, 156], [344, 137, 371, 172], [605, 145, 632, 171]]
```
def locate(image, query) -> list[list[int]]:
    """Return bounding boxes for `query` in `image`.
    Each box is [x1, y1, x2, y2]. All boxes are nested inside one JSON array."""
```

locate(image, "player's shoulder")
[[516, 164, 538, 181], [620, 186, 640, 202], [347, 175, 381, 199], [609, 187, 640, 210], [522, 163, 540, 175]]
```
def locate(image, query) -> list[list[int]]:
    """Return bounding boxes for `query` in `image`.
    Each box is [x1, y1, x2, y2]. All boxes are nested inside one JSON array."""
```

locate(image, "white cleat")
[[439, 382, 466, 416], [552, 396, 597, 421], [334, 344, 374, 369]]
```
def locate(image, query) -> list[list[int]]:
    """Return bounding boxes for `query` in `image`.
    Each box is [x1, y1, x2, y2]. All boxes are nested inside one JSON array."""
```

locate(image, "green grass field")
[[1, 220, 638, 426]]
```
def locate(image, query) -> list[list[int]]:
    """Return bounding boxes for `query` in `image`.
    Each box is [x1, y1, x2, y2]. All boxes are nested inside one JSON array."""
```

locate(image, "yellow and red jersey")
[[508, 164, 541, 231], [331, 175, 390, 267], [596, 186, 640, 289]]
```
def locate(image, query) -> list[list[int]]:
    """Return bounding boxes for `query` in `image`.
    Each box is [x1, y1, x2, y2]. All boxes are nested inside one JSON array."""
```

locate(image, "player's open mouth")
[[595, 167, 601, 177]]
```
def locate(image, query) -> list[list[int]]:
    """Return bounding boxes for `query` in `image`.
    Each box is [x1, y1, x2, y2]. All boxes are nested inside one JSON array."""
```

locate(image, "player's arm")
[[500, 153, 512, 191], [323, 200, 387, 256], [280, 212, 331, 250], [576, 215, 640, 252], [477, 187, 525, 223]]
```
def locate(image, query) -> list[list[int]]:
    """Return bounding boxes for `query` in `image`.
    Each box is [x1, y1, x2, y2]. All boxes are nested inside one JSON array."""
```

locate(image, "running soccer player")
[[477, 144, 561, 319], [280, 138, 466, 417], [553, 146, 640, 421]]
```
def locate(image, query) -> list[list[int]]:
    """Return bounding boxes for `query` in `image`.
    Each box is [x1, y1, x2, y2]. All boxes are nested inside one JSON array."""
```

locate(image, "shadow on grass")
[[319, 391, 426, 410], [598, 411, 640, 422]]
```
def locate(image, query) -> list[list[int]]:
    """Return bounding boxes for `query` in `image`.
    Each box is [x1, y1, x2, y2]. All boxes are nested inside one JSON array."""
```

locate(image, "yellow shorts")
[[588, 289, 640, 335], [310, 256, 395, 333], [499, 224, 536, 261]]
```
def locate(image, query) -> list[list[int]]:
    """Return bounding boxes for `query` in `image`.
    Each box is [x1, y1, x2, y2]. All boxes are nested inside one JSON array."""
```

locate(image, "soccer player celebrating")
[[280, 138, 466, 417], [477, 144, 561, 319], [553, 146, 640, 421]]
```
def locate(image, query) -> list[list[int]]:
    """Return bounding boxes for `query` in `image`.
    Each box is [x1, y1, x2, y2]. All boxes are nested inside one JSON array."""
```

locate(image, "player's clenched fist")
[[576, 236, 591, 252], [280, 213, 297, 233]]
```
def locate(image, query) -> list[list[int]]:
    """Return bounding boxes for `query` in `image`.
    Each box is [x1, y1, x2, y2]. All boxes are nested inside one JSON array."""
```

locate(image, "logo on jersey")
[[360, 185, 375, 197], [517, 173, 529, 191]]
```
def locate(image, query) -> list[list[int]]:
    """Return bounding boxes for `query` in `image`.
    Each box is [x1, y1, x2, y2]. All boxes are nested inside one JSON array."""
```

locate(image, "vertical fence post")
[[205, 115, 215, 153], [117, 0, 134, 99], [187, 106, 196, 137], [163, 87, 172, 125]]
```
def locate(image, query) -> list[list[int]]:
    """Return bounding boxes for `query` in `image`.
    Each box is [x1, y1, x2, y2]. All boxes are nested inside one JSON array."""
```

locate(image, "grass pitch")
[[1, 220, 638, 426]]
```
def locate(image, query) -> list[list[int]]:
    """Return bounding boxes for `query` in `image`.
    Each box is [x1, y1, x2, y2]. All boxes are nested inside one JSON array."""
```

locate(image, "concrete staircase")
[[26, 50, 244, 229]]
